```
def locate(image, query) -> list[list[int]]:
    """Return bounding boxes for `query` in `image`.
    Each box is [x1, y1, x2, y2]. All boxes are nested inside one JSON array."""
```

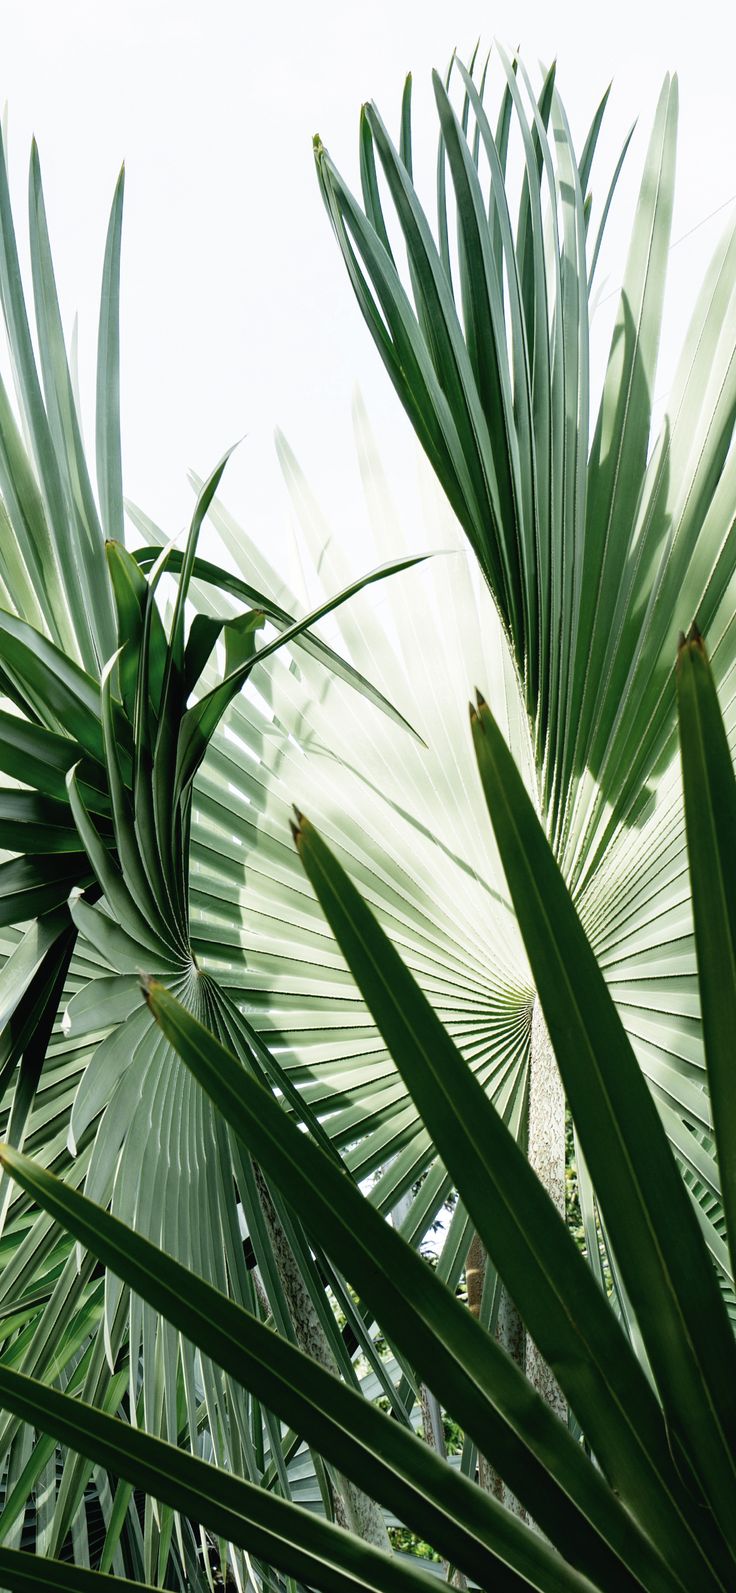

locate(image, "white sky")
[[1, 0, 734, 574]]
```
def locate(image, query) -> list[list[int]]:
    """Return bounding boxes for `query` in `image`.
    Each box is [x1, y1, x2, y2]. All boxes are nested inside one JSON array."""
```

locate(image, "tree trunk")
[[253, 1162, 390, 1548], [466, 1231, 526, 1511], [465, 1231, 485, 1319], [484, 1287, 527, 1514], [525, 997, 567, 1422], [464, 996, 567, 1519], [419, 1383, 446, 1455], [393, 1188, 447, 1487]]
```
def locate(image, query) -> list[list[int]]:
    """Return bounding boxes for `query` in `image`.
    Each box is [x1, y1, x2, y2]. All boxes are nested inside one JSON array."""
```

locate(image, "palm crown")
[[0, 44, 733, 1593]]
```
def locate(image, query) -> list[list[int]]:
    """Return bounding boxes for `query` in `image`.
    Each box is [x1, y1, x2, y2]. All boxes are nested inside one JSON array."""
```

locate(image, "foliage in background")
[[0, 39, 732, 1593], [0, 628, 734, 1593], [0, 125, 425, 1583], [204, 45, 736, 1338]]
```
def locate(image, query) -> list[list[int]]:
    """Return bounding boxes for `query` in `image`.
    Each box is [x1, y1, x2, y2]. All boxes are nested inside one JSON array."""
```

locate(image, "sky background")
[[0, 0, 734, 576]]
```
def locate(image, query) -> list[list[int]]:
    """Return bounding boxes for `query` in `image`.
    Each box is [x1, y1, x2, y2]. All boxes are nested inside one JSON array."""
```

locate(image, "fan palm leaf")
[[174, 382, 734, 1315], [0, 131, 428, 1577], [0, 42, 734, 1588], [1, 632, 734, 1591], [212, 45, 736, 1315]]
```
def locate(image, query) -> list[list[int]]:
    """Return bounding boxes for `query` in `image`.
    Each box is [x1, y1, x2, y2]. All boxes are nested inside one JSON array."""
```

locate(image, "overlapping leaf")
[[0, 44, 734, 1591]]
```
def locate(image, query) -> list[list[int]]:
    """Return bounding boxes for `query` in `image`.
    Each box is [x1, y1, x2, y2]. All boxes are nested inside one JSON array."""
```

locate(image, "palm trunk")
[[465, 1231, 485, 1320], [393, 1189, 447, 1483], [525, 997, 567, 1421], [464, 997, 566, 1518], [419, 1384, 446, 1455], [466, 1231, 526, 1511], [252, 1162, 390, 1548]]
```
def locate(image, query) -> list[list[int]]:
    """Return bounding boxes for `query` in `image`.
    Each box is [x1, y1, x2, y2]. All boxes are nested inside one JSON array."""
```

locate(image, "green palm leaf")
[[0, 1145, 602, 1593], [0, 44, 734, 1590], [99, 631, 735, 1593], [5, 627, 727, 1591], [0, 1366, 446, 1593]]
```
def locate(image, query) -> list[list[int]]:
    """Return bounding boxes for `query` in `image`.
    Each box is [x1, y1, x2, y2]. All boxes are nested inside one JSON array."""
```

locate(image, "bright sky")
[[1, 0, 734, 573]]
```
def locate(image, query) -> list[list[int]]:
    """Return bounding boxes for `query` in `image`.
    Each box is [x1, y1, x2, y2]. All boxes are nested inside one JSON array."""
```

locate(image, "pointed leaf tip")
[[677, 622, 706, 666], [290, 806, 307, 846], [469, 691, 488, 730]]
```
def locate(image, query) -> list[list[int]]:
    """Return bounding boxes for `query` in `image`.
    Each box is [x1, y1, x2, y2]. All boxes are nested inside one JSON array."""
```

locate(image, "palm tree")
[[0, 628, 734, 1592], [301, 46, 736, 1347], [0, 132, 421, 1579], [0, 42, 734, 1588]]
